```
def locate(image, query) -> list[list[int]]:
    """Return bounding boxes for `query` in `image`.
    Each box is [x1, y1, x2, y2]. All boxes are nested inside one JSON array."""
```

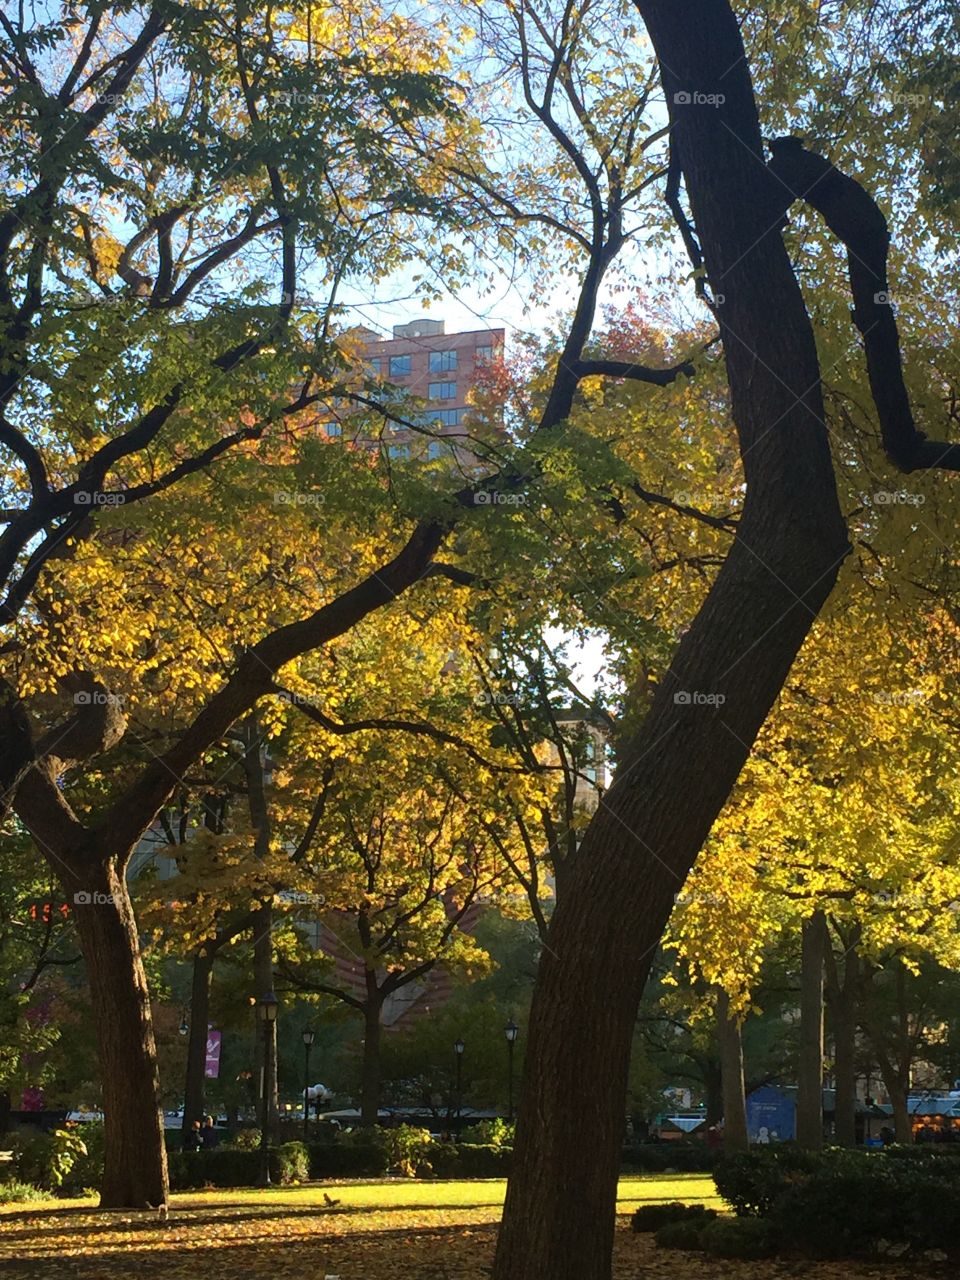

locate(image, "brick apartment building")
[[341, 318, 505, 461]]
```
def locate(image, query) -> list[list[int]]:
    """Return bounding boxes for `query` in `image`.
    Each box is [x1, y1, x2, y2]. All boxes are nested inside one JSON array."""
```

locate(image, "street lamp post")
[[454, 1037, 465, 1137], [505, 1020, 519, 1122], [302, 1027, 316, 1142], [257, 990, 279, 1187]]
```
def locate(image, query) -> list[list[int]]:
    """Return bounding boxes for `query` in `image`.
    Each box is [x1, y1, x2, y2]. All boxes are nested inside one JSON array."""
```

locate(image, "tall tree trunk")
[[826, 922, 860, 1147], [716, 990, 748, 1152], [492, 4, 848, 1276], [703, 1060, 723, 1127], [72, 863, 168, 1207], [360, 980, 383, 1127], [244, 715, 278, 1133], [881, 1067, 912, 1143], [797, 911, 826, 1150], [252, 901, 277, 1133], [183, 949, 214, 1136]]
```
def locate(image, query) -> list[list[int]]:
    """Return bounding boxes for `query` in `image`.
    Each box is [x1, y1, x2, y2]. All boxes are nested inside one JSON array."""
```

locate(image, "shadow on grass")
[[0, 1219, 499, 1278], [0, 1199, 505, 1247]]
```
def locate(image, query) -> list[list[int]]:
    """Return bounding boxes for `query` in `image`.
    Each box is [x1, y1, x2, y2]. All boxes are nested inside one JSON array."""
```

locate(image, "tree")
[[0, 0, 468, 1206], [277, 732, 516, 1124], [493, 2, 960, 1276]]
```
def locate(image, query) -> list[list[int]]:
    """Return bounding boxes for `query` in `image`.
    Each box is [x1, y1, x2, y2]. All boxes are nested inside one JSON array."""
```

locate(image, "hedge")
[[621, 1144, 717, 1174], [168, 1141, 308, 1190], [710, 1145, 960, 1260]]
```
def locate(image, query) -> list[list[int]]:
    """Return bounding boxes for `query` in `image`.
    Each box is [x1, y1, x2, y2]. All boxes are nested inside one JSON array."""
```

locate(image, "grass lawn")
[[0, 1174, 915, 1278]]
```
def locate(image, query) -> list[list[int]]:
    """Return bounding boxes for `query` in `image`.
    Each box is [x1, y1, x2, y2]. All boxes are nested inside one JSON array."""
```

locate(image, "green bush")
[[712, 1145, 960, 1260], [713, 1146, 820, 1217], [701, 1217, 778, 1259], [632, 1202, 717, 1233], [168, 1140, 308, 1190], [459, 1118, 515, 1148], [230, 1127, 262, 1151], [168, 1147, 259, 1189], [622, 1144, 716, 1174], [307, 1135, 388, 1178], [0, 1180, 54, 1204], [57, 1123, 104, 1196], [654, 1218, 710, 1251], [10, 1127, 92, 1192], [381, 1125, 435, 1177], [273, 1141, 309, 1183], [427, 1141, 460, 1177], [454, 1143, 512, 1177], [771, 1165, 907, 1259]]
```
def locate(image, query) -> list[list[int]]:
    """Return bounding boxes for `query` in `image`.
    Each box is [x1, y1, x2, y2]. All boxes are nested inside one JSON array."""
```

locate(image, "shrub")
[[273, 1141, 309, 1184], [306, 1139, 388, 1179], [168, 1148, 259, 1190], [907, 1179, 960, 1251], [57, 1123, 104, 1196], [167, 1141, 308, 1190], [713, 1145, 960, 1260], [420, 1141, 459, 1178], [622, 1144, 716, 1174], [230, 1127, 262, 1151], [10, 1127, 91, 1192], [713, 1146, 820, 1217], [632, 1202, 717, 1233], [0, 1180, 54, 1204], [454, 1143, 512, 1177], [701, 1217, 778, 1259], [381, 1125, 435, 1177], [771, 1165, 909, 1259], [459, 1118, 515, 1148], [654, 1218, 710, 1251]]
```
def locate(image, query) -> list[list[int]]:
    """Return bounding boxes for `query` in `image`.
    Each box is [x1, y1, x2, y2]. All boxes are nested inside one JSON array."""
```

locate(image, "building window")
[[427, 441, 444, 460], [428, 350, 457, 373], [323, 421, 342, 437], [388, 443, 410, 460], [389, 354, 412, 377], [369, 357, 381, 375], [428, 381, 457, 400], [433, 408, 465, 427], [476, 345, 494, 363]]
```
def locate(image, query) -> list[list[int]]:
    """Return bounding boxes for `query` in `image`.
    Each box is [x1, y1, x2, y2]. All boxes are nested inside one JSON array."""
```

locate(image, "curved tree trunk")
[[491, 4, 848, 1277], [183, 949, 214, 1137], [72, 863, 168, 1207], [797, 911, 826, 1150], [717, 990, 748, 1152]]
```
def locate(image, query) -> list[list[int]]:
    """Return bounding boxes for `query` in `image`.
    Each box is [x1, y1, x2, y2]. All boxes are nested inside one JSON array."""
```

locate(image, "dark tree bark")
[[360, 983, 384, 1128], [183, 950, 214, 1136], [863, 964, 921, 1144], [703, 1060, 723, 1128], [716, 989, 748, 1153], [72, 864, 169, 1207], [492, 2, 850, 1274], [825, 920, 861, 1146], [797, 911, 827, 1150], [252, 902, 278, 1132], [882, 1069, 912, 1144]]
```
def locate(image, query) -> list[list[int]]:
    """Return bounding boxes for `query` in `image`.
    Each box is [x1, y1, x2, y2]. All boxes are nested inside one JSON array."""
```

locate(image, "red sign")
[[204, 1028, 222, 1079]]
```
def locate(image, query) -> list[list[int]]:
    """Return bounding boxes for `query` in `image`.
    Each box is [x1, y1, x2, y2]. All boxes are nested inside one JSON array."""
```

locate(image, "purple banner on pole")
[[204, 1028, 222, 1079]]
